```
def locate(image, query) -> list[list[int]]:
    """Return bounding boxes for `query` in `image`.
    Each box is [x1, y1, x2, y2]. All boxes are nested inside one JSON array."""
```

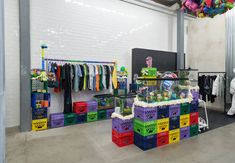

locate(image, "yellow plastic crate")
[[180, 114, 190, 128], [169, 129, 180, 144], [157, 118, 169, 133], [32, 118, 48, 131]]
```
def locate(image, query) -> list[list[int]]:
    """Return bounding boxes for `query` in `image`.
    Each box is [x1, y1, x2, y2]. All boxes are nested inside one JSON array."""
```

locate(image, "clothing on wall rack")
[[198, 72, 227, 113], [44, 58, 117, 114]]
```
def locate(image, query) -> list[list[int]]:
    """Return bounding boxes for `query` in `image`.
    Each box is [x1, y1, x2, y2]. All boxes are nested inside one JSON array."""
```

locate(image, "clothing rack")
[[44, 58, 116, 65], [198, 72, 227, 113]]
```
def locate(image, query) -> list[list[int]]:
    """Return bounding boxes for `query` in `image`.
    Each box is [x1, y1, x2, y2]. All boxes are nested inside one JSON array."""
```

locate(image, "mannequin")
[[227, 69, 235, 115]]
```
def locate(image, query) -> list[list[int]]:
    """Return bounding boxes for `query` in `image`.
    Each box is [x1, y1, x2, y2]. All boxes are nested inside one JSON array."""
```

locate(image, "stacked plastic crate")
[[134, 106, 157, 150], [31, 79, 50, 131], [132, 101, 199, 150], [189, 89, 199, 137], [112, 118, 134, 147], [94, 94, 115, 120]]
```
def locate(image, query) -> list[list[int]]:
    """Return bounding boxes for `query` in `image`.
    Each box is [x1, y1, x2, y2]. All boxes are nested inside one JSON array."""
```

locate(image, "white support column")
[[177, 9, 185, 69], [0, 0, 5, 161]]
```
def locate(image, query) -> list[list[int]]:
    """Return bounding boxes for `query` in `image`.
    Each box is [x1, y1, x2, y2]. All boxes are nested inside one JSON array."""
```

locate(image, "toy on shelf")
[[181, 0, 235, 18], [114, 66, 128, 96], [94, 94, 115, 110], [31, 69, 48, 93], [141, 56, 157, 78]]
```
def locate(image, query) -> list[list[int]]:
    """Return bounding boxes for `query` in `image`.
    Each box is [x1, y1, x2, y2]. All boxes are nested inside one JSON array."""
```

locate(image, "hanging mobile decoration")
[[181, 0, 235, 18]]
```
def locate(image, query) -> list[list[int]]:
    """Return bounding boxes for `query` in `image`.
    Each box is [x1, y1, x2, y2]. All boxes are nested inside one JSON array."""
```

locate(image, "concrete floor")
[[6, 120, 235, 163]]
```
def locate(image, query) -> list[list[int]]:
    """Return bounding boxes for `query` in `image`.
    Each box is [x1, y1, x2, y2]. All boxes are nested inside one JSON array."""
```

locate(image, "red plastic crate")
[[190, 112, 199, 125], [73, 102, 87, 114], [157, 131, 169, 147], [112, 129, 134, 147]]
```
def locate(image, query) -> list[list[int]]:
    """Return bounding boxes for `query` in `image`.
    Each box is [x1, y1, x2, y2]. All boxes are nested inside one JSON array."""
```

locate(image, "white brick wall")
[[5, 0, 188, 127], [4, 0, 20, 127]]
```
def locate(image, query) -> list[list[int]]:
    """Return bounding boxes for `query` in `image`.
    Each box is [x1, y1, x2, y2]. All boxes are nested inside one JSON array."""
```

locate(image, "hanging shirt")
[[77, 64, 82, 91], [105, 65, 110, 89], [79, 65, 85, 91], [88, 64, 94, 91], [102, 65, 106, 89], [109, 65, 113, 92], [96, 65, 100, 92], [99, 65, 104, 90], [74, 65, 79, 92], [83, 64, 87, 90], [112, 65, 118, 89], [93, 65, 96, 91], [54, 64, 61, 93]]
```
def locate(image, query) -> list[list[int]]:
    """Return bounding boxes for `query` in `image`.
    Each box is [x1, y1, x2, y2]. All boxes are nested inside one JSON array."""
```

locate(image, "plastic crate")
[[31, 93, 50, 109], [190, 101, 199, 113], [134, 119, 157, 136], [157, 131, 169, 147], [169, 104, 180, 118], [157, 106, 169, 119], [98, 110, 107, 120], [106, 109, 115, 119], [169, 116, 180, 130], [87, 101, 98, 112], [32, 118, 48, 131], [73, 102, 87, 114], [134, 106, 157, 122], [49, 113, 64, 128], [134, 132, 157, 151], [76, 113, 87, 124], [31, 79, 48, 93], [190, 112, 199, 125], [180, 103, 190, 115], [169, 129, 180, 144], [180, 127, 190, 140], [87, 112, 98, 122], [32, 108, 47, 120], [157, 118, 169, 133], [64, 113, 77, 126], [112, 129, 134, 147], [190, 124, 199, 137], [112, 118, 133, 133], [180, 114, 190, 128]]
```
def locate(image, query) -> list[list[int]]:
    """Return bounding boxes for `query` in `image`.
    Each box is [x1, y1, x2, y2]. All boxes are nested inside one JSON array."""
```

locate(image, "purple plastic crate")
[[191, 89, 199, 101], [180, 127, 190, 140], [106, 109, 115, 119], [134, 106, 157, 122], [112, 118, 133, 133], [169, 104, 180, 118], [50, 113, 64, 128], [87, 101, 98, 112]]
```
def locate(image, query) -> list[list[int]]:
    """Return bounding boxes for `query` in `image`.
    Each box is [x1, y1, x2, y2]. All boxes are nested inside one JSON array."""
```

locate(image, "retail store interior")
[[1, 0, 235, 163]]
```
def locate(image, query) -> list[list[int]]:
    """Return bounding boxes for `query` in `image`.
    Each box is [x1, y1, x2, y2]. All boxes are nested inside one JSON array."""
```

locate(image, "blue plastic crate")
[[190, 101, 199, 113], [134, 132, 157, 151], [157, 106, 169, 119], [169, 116, 180, 130], [76, 113, 87, 124], [32, 108, 47, 120]]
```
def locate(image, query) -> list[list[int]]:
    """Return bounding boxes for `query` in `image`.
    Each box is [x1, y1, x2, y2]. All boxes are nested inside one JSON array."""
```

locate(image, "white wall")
[[4, 0, 20, 127], [187, 15, 226, 110], [30, 0, 185, 114], [4, 0, 188, 127], [187, 15, 226, 71]]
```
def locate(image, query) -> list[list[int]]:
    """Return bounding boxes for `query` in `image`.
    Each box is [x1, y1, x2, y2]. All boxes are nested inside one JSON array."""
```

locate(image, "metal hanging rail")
[[44, 58, 116, 65]]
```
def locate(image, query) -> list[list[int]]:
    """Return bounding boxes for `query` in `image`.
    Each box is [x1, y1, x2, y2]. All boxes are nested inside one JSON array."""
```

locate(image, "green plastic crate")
[[180, 103, 190, 115], [87, 112, 98, 122], [134, 119, 157, 136], [64, 113, 77, 126], [98, 110, 106, 120], [190, 124, 199, 137]]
